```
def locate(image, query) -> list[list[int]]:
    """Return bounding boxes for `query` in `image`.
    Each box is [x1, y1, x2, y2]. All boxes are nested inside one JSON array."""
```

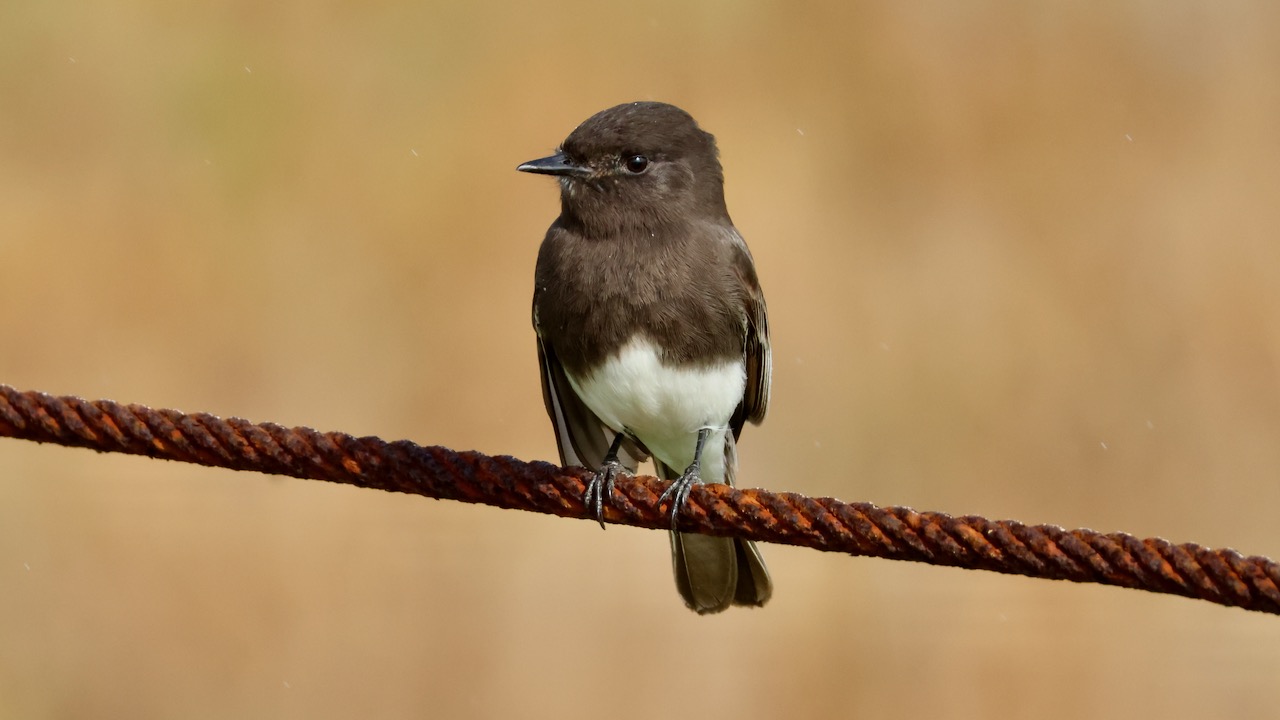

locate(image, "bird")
[[519, 101, 772, 614]]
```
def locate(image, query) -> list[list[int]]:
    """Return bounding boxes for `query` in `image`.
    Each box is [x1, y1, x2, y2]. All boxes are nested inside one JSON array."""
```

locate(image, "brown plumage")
[[520, 101, 772, 613]]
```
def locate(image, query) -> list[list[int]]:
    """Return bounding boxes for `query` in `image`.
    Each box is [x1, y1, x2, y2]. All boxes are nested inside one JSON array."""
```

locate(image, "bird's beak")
[[517, 152, 591, 178]]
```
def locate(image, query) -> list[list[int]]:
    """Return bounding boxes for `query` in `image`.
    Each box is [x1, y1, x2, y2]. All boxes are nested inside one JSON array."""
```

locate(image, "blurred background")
[[2, 1, 1279, 717]]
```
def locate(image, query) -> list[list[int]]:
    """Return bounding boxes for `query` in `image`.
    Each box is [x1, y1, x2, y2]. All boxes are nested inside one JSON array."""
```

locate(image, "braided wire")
[[1, 384, 1277, 614]]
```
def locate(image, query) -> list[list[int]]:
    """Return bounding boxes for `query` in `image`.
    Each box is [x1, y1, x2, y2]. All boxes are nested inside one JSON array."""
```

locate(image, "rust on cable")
[[1, 383, 1277, 615]]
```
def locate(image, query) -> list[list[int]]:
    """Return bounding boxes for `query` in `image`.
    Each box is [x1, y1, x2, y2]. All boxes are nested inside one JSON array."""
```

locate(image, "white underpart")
[[568, 335, 745, 483]]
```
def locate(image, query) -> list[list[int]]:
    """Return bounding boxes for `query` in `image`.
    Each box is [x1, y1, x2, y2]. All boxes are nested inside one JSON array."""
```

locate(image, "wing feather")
[[726, 232, 771, 437], [537, 332, 646, 472]]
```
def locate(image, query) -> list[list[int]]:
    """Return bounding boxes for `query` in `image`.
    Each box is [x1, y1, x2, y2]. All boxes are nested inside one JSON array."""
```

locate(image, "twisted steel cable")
[[2, 383, 1277, 615]]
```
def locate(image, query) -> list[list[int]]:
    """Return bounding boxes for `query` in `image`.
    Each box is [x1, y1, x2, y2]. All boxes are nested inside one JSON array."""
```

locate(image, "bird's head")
[[519, 101, 729, 235]]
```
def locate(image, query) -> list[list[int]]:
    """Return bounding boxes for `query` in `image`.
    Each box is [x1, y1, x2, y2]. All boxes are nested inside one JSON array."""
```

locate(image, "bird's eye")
[[624, 154, 650, 174]]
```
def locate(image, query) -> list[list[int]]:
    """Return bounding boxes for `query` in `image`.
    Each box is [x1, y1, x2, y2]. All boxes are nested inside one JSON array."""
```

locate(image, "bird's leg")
[[658, 427, 711, 531], [585, 432, 627, 530]]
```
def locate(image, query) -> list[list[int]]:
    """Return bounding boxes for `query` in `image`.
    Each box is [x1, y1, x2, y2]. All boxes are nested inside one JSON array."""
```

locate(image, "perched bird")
[[519, 101, 772, 614]]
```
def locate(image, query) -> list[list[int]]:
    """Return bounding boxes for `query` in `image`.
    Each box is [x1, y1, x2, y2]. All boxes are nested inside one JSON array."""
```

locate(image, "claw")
[[584, 433, 628, 529], [584, 459, 623, 529], [659, 461, 702, 530], [659, 427, 712, 531]]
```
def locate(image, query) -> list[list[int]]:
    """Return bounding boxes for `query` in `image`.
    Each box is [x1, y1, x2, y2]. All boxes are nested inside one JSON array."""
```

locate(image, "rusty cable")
[[1, 383, 1277, 615]]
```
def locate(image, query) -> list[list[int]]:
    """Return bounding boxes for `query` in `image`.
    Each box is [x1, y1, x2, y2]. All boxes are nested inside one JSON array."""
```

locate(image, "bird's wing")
[[536, 332, 647, 472], [728, 234, 771, 437]]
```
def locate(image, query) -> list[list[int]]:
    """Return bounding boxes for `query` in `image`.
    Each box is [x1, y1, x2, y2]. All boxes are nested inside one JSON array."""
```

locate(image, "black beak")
[[517, 152, 591, 178]]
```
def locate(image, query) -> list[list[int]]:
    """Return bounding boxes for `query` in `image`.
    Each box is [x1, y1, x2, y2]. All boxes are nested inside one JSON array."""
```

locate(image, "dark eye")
[[624, 154, 650, 174]]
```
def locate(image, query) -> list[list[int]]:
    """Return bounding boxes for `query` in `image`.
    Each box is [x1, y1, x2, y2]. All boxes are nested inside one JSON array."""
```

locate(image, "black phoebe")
[[519, 101, 772, 614]]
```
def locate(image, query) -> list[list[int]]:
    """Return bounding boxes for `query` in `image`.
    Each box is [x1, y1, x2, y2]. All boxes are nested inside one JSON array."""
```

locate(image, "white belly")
[[567, 335, 745, 483]]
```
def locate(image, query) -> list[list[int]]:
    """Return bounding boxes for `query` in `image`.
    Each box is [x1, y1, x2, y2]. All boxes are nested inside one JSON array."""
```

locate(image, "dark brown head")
[[518, 102, 730, 236]]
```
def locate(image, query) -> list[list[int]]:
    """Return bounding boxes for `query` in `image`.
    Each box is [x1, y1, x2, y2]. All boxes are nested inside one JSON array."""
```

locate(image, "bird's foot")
[[584, 459, 624, 530], [658, 461, 702, 531]]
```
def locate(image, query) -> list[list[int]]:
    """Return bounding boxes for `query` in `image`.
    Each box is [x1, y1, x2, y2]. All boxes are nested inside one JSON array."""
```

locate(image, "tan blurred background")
[[2, 1, 1279, 717]]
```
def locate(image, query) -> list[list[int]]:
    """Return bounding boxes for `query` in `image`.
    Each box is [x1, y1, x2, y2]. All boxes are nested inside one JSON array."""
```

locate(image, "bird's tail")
[[658, 433, 772, 614]]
